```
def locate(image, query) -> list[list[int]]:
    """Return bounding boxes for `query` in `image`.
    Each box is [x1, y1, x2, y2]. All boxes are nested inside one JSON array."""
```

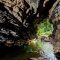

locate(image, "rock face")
[[0, 1, 38, 46], [0, 0, 39, 23], [49, 1, 60, 52], [0, 3, 22, 46], [0, 0, 57, 46]]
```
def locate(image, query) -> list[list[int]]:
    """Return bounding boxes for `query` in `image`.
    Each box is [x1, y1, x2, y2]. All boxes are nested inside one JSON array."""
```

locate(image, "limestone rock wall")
[[49, 0, 60, 52], [0, 0, 57, 47]]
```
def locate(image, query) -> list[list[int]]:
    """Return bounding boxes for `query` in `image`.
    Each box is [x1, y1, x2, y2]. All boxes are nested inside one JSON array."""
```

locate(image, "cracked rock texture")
[[0, 0, 57, 47], [49, 1, 60, 52]]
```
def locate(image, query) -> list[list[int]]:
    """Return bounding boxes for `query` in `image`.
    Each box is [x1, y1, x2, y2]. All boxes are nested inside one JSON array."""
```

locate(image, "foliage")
[[37, 19, 53, 37], [26, 19, 53, 53]]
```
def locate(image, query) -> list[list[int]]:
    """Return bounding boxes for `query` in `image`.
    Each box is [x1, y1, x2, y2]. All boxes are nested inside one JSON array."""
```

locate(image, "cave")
[[0, 0, 60, 60]]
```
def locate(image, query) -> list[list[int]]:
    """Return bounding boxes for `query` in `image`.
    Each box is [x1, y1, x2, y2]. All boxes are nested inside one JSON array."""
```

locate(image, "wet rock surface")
[[0, 2, 37, 43], [0, 3, 21, 41], [0, 0, 57, 46], [0, 0, 60, 60], [49, 1, 60, 53]]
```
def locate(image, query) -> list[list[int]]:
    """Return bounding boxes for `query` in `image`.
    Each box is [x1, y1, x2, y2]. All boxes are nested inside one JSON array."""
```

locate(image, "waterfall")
[[40, 36, 57, 60]]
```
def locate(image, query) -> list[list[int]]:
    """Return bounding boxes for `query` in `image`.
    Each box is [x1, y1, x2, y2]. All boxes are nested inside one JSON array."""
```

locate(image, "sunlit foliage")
[[37, 19, 53, 37], [26, 19, 53, 52]]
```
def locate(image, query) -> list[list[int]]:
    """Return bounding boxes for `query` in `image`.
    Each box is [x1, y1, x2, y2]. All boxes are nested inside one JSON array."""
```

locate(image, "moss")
[[37, 19, 53, 37]]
